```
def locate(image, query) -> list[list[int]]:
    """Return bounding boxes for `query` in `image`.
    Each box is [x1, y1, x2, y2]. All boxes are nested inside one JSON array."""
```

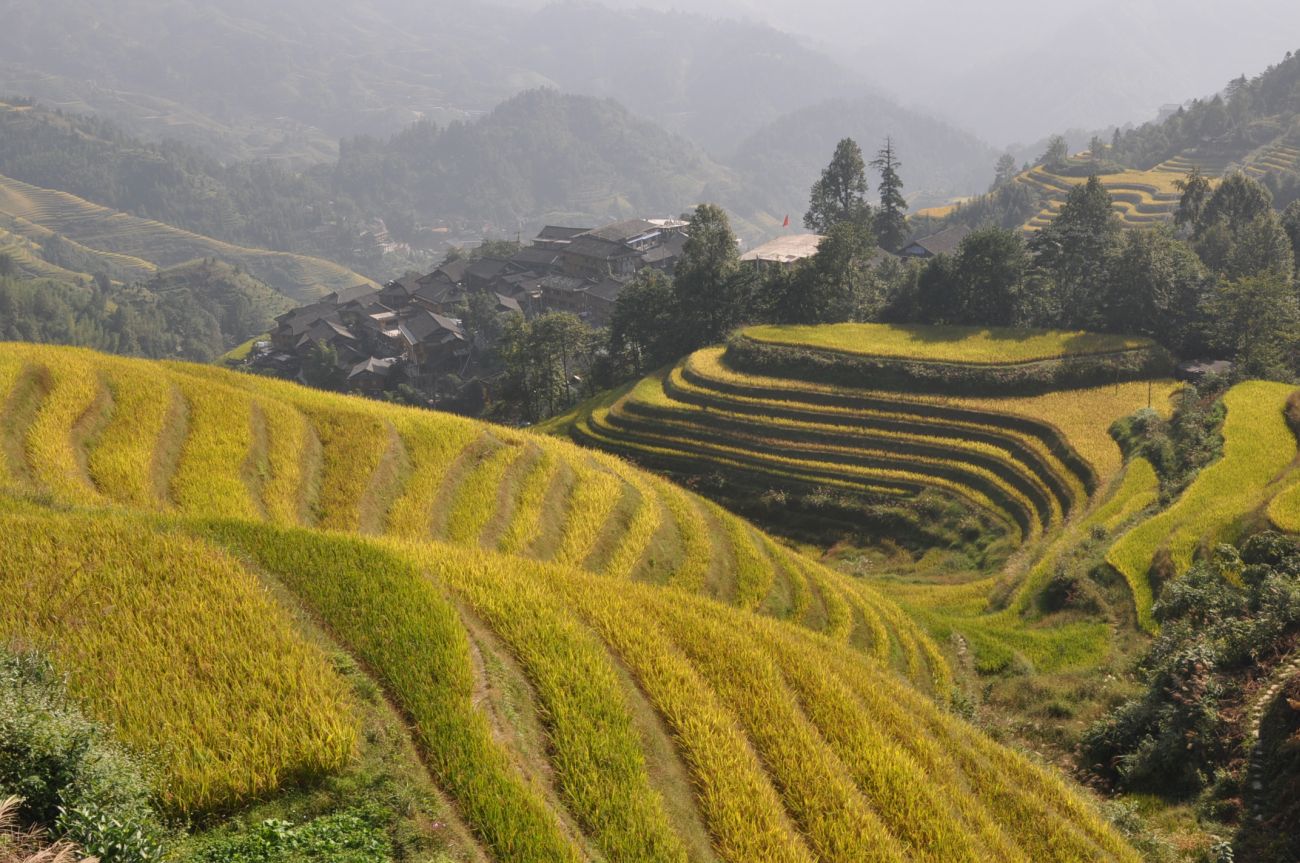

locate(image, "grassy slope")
[[1107, 380, 1299, 630], [0, 341, 1142, 862]]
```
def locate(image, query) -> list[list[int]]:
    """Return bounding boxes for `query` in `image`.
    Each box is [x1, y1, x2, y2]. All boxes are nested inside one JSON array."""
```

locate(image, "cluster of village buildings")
[[247, 216, 967, 401]]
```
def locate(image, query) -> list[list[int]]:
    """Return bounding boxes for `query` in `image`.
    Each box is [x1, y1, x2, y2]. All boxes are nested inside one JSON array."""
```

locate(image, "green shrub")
[[0, 647, 168, 863], [1082, 535, 1300, 802], [186, 806, 393, 863]]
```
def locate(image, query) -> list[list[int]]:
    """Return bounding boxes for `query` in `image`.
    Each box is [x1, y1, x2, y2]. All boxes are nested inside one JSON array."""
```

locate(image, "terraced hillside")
[[1017, 137, 1300, 233], [1017, 163, 1191, 232], [0, 172, 372, 301], [561, 325, 1187, 672], [567, 325, 1169, 538], [0, 342, 1143, 861]]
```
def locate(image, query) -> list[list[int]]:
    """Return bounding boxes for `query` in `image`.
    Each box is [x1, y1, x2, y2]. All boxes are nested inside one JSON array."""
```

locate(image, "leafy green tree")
[[870, 138, 908, 252], [768, 222, 881, 324], [1103, 227, 1208, 352], [499, 312, 598, 421], [1281, 200, 1300, 272], [608, 268, 678, 375], [1198, 172, 1274, 236], [916, 254, 958, 325], [301, 341, 344, 390], [1029, 175, 1122, 328], [916, 228, 1029, 326], [950, 227, 1031, 326], [1173, 167, 1212, 231], [673, 203, 752, 348], [1203, 272, 1300, 379], [991, 153, 1019, 190], [1040, 135, 1069, 170], [804, 138, 871, 233], [1196, 212, 1296, 281]]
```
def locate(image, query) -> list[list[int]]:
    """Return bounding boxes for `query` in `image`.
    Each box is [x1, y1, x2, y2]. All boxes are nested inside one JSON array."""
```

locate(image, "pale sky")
[[565, 0, 1300, 145]]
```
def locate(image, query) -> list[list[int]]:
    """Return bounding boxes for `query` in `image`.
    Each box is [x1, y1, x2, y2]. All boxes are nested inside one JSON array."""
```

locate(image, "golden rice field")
[[558, 340, 1179, 673], [742, 322, 1152, 364], [0, 342, 1143, 860], [1106, 380, 1300, 630], [0, 171, 373, 301], [1015, 161, 1207, 233]]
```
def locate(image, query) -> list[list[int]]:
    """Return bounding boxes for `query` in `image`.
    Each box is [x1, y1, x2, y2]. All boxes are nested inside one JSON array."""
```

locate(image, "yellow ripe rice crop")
[[23, 354, 106, 506], [553, 457, 627, 568], [398, 541, 688, 863], [385, 416, 482, 539], [496, 445, 561, 555], [960, 384, 1178, 483], [86, 363, 175, 510], [546, 573, 817, 863], [1005, 457, 1160, 614], [0, 509, 357, 814], [209, 521, 583, 863], [706, 502, 774, 608], [0, 343, 1148, 861], [443, 439, 527, 547], [169, 376, 261, 519], [599, 462, 666, 579], [674, 351, 1089, 501], [1107, 381, 1298, 630], [300, 403, 390, 531], [741, 323, 1152, 365], [255, 398, 315, 526], [686, 345, 1173, 483], [656, 602, 908, 862]]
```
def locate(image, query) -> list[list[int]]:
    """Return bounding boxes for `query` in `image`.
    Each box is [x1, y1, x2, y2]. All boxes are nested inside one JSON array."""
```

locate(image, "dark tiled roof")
[[434, 258, 472, 284], [586, 277, 629, 302], [349, 356, 397, 379], [327, 284, 380, 306], [465, 257, 512, 282], [583, 219, 658, 243], [508, 247, 562, 269], [535, 226, 590, 242], [400, 310, 467, 345], [904, 224, 972, 257], [494, 293, 524, 316], [540, 275, 588, 293], [564, 236, 638, 261], [641, 231, 688, 264]]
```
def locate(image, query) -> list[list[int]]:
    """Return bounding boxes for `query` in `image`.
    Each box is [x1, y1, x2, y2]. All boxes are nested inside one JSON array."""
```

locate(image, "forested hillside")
[[0, 260, 289, 361]]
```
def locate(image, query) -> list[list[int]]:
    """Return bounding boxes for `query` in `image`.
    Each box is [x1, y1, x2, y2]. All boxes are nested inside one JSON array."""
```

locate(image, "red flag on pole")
[[782, 214, 790, 228]]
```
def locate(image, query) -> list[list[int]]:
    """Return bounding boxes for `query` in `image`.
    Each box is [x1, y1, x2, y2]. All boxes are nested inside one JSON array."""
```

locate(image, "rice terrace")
[[5, 6, 1300, 863]]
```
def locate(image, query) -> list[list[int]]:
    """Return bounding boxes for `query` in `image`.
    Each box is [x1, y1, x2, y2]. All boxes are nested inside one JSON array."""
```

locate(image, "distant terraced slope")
[[0, 172, 372, 301], [1017, 163, 1190, 232], [1018, 137, 1300, 233], [0, 342, 1141, 862]]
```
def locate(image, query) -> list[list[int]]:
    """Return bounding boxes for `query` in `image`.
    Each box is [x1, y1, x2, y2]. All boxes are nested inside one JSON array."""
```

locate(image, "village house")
[[740, 233, 825, 271], [898, 224, 972, 259]]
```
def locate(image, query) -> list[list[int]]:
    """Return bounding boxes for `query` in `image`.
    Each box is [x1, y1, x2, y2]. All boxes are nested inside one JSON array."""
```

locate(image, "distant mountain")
[[0, 0, 867, 163], [331, 88, 744, 231], [730, 95, 1000, 217]]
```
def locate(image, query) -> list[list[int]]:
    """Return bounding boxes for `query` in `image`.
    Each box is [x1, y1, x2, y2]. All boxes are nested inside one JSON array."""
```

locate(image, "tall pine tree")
[[871, 137, 908, 252]]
